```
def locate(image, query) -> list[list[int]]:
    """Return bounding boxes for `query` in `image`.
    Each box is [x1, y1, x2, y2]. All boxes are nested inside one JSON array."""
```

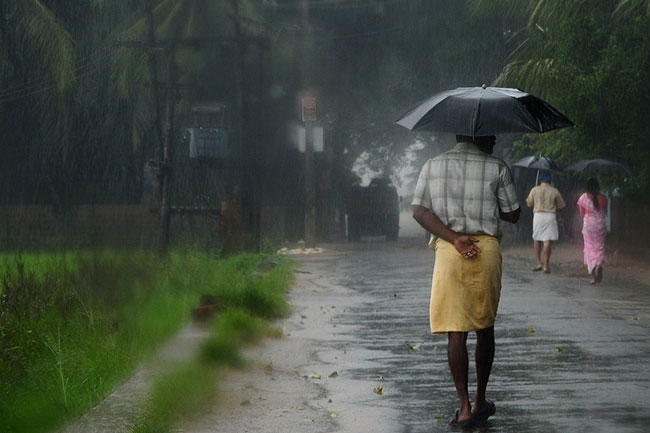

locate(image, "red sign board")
[[301, 97, 317, 122]]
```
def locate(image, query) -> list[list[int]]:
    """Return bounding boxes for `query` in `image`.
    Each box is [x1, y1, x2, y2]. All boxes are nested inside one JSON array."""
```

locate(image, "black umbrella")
[[567, 159, 630, 176], [395, 84, 574, 136], [512, 155, 562, 171], [512, 155, 562, 185]]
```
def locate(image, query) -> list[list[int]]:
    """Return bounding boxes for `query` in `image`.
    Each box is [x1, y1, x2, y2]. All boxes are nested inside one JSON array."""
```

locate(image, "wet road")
[[318, 239, 650, 433]]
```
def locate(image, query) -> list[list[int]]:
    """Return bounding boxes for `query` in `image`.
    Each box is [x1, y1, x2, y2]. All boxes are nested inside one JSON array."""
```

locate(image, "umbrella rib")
[[471, 89, 483, 137]]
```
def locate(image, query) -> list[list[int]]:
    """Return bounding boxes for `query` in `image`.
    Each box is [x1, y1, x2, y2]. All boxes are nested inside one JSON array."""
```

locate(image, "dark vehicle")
[[346, 177, 400, 241]]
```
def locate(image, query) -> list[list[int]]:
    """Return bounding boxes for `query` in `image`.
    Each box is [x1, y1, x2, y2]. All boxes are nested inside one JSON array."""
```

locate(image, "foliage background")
[[0, 0, 648, 240]]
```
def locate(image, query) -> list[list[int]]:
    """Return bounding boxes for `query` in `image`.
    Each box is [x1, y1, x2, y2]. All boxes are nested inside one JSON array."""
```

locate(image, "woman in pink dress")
[[577, 178, 608, 284]]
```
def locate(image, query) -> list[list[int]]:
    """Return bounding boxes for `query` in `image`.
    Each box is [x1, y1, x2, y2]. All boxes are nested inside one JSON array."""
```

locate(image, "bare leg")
[[473, 327, 495, 413], [543, 241, 552, 271], [448, 332, 471, 422], [596, 265, 603, 283], [534, 241, 543, 268]]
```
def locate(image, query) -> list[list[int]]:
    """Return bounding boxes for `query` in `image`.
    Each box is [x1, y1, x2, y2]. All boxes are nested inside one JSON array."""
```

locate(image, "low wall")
[[0, 205, 218, 250]]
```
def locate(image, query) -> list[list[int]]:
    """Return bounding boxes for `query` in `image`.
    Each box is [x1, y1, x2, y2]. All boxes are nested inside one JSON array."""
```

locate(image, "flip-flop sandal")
[[472, 400, 496, 421], [449, 409, 475, 429], [532, 266, 543, 272]]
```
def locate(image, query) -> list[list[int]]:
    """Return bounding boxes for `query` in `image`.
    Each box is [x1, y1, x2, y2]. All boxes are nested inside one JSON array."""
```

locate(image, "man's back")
[[412, 142, 518, 239], [526, 183, 565, 213]]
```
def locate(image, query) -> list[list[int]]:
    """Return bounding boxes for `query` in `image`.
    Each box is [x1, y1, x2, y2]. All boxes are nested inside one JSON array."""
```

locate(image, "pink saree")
[[577, 193, 607, 273]]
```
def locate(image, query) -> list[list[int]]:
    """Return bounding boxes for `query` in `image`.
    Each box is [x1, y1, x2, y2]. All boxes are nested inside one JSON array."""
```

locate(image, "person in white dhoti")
[[525, 172, 566, 273]]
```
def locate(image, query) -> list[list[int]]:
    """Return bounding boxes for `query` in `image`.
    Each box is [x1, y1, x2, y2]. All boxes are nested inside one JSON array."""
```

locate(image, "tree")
[[0, 1, 76, 206], [470, 0, 650, 197]]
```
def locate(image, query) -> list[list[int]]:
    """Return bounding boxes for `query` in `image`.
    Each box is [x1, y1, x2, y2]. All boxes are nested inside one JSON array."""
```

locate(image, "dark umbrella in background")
[[395, 84, 574, 135], [567, 159, 631, 177], [512, 155, 562, 185], [512, 155, 562, 171]]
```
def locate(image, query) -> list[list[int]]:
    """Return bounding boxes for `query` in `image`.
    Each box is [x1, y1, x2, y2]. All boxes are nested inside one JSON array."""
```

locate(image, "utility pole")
[[158, 56, 176, 257], [230, 0, 260, 252], [116, 7, 268, 255], [146, 0, 164, 211], [302, 0, 316, 248]]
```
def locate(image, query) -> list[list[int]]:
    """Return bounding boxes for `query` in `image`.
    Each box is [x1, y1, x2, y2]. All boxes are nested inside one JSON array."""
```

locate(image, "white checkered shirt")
[[411, 142, 519, 241]]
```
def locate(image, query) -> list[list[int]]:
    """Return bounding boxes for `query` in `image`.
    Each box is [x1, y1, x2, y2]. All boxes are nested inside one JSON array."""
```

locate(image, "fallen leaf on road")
[[528, 328, 535, 334], [434, 414, 442, 420], [556, 347, 563, 352], [241, 399, 251, 406], [308, 373, 321, 380], [329, 371, 339, 378], [328, 398, 333, 403], [406, 342, 422, 352], [633, 316, 640, 321], [264, 363, 273, 373], [378, 375, 385, 381], [373, 386, 384, 395]]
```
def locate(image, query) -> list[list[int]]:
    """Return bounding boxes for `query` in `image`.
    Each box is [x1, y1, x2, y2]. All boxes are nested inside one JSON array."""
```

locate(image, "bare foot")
[[596, 266, 603, 283]]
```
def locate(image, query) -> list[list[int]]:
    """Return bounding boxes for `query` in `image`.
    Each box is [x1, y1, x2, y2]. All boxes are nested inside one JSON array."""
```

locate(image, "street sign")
[[290, 124, 324, 152], [301, 97, 317, 122]]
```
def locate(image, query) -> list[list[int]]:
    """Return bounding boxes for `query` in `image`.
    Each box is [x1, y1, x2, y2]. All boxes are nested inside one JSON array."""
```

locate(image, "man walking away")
[[526, 172, 565, 273], [412, 135, 520, 428]]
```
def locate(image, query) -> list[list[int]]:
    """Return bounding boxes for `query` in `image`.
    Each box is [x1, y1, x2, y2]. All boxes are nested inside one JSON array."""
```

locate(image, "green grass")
[[131, 306, 281, 433], [131, 306, 282, 433], [200, 307, 270, 366], [130, 362, 217, 433], [0, 250, 293, 433], [130, 265, 293, 433]]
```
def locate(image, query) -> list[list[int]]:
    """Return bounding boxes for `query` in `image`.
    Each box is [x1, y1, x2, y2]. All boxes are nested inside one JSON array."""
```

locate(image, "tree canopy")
[[0, 0, 648, 215]]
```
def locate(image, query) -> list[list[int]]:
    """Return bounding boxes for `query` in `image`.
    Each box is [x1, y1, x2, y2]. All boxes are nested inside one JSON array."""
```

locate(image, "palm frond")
[[19, 0, 75, 92], [493, 58, 558, 99], [527, 0, 585, 30], [156, 0, 190, 38], [612, 0, 650, 19]]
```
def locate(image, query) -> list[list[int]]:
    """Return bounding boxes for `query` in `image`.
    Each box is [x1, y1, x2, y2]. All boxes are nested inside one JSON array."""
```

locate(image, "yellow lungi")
[[430, 235, 502, 334]]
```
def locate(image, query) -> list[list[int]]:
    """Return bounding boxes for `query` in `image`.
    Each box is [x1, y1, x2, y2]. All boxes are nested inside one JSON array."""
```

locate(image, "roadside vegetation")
[[0, 250, 292, 433], [131, 307, 281, 433]]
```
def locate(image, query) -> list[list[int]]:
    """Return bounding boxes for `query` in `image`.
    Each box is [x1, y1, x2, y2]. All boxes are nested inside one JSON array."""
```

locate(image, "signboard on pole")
[[289, 124, 324, 152], [301, 97, 317, 122]]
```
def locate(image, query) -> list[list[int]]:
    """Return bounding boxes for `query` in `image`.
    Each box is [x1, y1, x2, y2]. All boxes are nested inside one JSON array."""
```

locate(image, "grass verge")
[[130, 264, 293, 433], [0, 250, 292, 433]]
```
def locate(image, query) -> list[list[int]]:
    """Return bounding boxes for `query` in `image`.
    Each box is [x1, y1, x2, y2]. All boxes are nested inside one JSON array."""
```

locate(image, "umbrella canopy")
[[512, 155, 562, 172], [567, 159, 630, 176], [395, 84, 574, 136]]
